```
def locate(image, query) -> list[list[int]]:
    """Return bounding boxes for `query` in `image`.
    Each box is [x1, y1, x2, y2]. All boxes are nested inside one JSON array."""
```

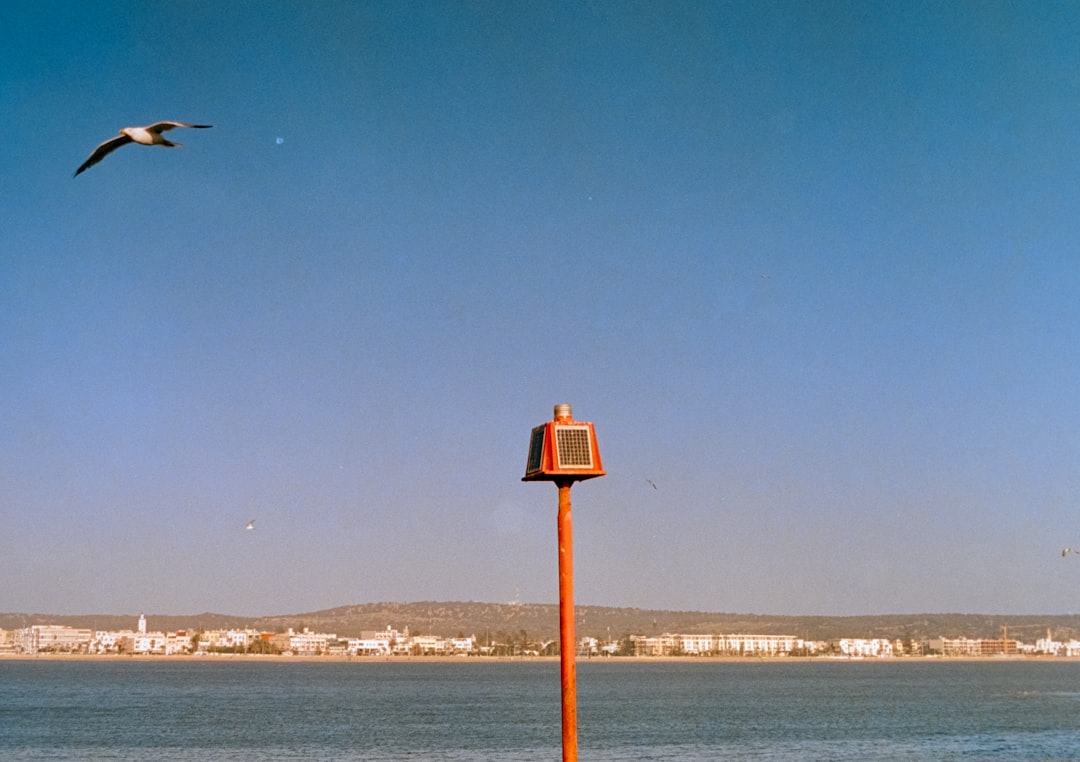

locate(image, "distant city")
[[6, 614, 1080, 658]]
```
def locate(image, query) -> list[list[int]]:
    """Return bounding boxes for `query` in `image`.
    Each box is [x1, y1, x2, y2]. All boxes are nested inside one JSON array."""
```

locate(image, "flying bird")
[[74, 121, 212, 176], [645, 479, 657, 490], [245, 520, 255, 531], [1063, 547, 1077, 557]]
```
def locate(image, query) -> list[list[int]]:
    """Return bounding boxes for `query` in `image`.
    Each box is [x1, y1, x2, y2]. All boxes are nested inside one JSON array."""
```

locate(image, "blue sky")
[[4, 0, 1080, 617]]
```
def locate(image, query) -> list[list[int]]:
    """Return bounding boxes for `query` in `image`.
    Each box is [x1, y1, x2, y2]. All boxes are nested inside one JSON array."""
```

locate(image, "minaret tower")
[[138, 614, 147, 634]]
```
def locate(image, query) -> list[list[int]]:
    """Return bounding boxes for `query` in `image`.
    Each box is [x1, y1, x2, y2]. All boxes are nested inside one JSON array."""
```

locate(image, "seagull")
[[1063, 547, 1078, 557], [74, 121, 212, 176], [645, 479, 657, 490], [245, 520, 255, 531]]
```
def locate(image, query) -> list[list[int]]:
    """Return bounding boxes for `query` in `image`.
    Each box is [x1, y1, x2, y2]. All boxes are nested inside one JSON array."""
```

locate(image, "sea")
[[3, 659, 1080, 760]]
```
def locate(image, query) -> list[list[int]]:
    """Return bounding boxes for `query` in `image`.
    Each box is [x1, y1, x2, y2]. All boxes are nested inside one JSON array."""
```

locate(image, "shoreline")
[[2, 653, 1077, 664]]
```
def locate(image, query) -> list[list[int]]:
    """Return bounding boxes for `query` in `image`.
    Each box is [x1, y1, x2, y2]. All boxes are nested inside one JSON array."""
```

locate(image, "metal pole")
[[557, 480, 577, 762]]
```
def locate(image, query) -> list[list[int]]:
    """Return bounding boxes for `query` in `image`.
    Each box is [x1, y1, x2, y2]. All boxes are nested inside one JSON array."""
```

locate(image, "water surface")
[[3, 659, 1080, 759]]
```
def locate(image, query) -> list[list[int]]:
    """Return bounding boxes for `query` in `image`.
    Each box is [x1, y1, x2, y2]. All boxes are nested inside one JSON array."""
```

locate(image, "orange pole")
[[557, 481, 577, 762]]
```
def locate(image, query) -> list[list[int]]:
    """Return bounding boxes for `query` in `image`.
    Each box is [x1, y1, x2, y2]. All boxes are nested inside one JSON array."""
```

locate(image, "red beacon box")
[[522, 404, 606, 483]]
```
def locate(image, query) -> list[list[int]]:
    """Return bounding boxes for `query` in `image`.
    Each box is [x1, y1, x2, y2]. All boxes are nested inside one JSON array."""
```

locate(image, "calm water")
[[3, 659, 1080, 760]]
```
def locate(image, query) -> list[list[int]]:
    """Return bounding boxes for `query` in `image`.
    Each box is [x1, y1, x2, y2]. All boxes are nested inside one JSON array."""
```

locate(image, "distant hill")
[[0, 612, 258, 634], [4, 602, 1080, 643]]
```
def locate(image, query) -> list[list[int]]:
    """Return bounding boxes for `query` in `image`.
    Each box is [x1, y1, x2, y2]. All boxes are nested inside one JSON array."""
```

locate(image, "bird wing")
[[74, 134, 134, 176], [148, 121, 213, 133]]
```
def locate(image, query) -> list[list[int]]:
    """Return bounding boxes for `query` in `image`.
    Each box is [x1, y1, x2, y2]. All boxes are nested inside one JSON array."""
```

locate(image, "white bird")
[[1062, 547, 1078, 557], [74, 121, 212, 176], [245, 520, 255, 531]]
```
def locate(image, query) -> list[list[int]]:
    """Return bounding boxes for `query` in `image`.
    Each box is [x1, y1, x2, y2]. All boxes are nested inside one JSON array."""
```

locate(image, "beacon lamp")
[[522, 403, 605, 762]]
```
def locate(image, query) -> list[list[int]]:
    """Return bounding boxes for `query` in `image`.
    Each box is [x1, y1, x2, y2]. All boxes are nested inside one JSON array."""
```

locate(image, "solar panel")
[[526, 426, 546, 474], [554, 426, 593, 469]]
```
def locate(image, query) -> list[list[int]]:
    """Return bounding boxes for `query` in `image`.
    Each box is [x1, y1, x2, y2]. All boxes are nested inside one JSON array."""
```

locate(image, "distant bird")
[[645, 479, 657, 490], [245, 520, 255, 531], [1063, 547, 1078, 557], [74, 121, 212, 176]]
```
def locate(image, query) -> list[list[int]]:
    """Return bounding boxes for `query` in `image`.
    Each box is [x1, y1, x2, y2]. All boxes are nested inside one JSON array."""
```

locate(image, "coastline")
[[2, 653, 1075, 664]]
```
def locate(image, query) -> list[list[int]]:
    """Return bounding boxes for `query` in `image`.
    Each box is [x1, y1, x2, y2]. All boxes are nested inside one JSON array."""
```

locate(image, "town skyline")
[[6, 600, 1080, 646], [9, 607, 1080, 660]]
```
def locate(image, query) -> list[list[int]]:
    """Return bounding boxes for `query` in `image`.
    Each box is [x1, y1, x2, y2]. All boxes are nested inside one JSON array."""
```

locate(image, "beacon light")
[[522, 403, 606, 483], [521, 403, 605, 762]]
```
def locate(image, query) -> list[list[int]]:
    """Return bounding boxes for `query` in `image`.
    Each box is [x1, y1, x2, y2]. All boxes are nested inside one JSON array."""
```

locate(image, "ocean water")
[[3, 659, 1080, 760]]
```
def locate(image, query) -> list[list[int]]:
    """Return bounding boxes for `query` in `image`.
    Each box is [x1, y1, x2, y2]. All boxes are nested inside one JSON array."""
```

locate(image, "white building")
[[633, 633, 808, 657], [274, 628, 337, 655], [680, 634, 717, 655], [197, 629, 258, 652], [347, 638, 391, 656], [1035, 636, 1080, 656], [838, 638, 895, 658], [449, 636, 475, 653], [131, 632, 167, 654], [359, 626, 412, 654], [92, 630, 133, 653], [17, 625, 93, 653], [928, 637, 985, 656], [410, 635, 446, 654]]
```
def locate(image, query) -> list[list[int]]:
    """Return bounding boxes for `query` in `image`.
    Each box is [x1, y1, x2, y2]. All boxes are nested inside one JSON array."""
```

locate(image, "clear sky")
[[4, 0, 1080, 618]]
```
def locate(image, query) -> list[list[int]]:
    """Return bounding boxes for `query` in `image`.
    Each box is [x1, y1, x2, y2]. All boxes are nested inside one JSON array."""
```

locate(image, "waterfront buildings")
[[928, 636, 1020, 657], [15, 625, 93, 654], [6, 616, 1080, 658], [628, 632, 814, 657]]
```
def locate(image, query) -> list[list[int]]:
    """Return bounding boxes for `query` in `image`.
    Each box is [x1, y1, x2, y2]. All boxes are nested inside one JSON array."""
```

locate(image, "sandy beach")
[[1, 652, 1072, 664]]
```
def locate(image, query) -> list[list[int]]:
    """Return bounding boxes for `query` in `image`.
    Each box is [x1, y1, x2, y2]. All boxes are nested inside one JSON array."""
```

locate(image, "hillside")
[[5, 602, 1080, 643]]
